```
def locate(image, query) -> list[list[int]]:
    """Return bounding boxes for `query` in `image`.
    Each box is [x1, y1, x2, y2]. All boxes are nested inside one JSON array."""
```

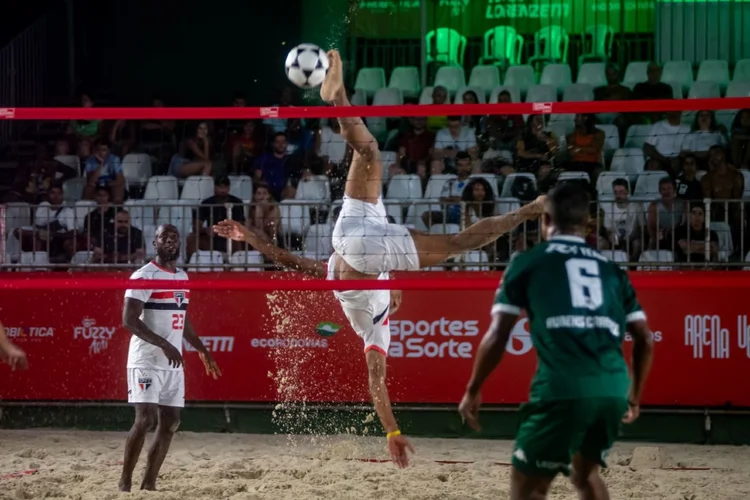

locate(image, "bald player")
[[120, 224, 221, 492], [317, 50, 544, 467]]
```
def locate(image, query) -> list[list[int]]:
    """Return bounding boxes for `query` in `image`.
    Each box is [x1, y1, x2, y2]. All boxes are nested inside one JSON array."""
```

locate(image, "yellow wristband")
[[386, 430, 401, 439]]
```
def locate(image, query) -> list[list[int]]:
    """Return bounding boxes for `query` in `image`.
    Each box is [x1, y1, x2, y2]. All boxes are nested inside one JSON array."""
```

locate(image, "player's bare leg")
[[321, 49, 381, 203], [140, 405, 181, 490], [509, 466, 554, 500], [119, 403, 156, 492], [571, 454, 610, 500]]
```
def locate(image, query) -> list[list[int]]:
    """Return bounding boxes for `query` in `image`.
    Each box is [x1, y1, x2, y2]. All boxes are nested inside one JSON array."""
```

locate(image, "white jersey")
[[327, 253, 391, 355], [124, 261, 190, 371]]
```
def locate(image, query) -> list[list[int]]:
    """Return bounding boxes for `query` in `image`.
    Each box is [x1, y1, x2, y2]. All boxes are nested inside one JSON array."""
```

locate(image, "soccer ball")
[[285, 44, 329, 89]]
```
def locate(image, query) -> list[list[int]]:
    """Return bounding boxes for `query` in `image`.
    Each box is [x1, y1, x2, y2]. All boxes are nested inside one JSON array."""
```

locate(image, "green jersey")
[[494, 235, 646, 402]]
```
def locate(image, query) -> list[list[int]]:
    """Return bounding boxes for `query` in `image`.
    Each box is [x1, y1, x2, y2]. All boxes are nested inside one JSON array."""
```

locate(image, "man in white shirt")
[[434, 116, 478, 164], [643, 111, 690, 171], [119, 224, 221, 492], [600, 178, 644, 259]]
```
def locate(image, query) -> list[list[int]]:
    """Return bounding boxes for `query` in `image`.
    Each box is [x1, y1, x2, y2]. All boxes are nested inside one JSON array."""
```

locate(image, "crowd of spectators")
[[2, 60, 749, 270]]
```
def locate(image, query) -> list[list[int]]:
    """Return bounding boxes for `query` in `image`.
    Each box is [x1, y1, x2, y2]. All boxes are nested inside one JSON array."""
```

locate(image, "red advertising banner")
[[0, 272, 748, 407]]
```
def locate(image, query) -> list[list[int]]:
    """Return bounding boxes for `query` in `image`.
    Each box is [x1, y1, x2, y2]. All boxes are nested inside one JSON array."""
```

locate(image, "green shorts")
[[511, 397, 628, 477]]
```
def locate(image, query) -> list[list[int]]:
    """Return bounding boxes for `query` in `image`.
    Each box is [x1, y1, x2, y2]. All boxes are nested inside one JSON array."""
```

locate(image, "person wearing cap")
[[185, 175, 245, 262]]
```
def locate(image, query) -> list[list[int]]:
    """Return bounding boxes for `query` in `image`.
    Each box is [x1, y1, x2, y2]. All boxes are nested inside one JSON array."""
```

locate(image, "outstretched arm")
[[213, 220, 326, 278]]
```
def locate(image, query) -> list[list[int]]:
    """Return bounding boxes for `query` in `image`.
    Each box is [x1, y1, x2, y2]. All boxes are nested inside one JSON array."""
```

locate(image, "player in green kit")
[[458, 181, 655, 500]]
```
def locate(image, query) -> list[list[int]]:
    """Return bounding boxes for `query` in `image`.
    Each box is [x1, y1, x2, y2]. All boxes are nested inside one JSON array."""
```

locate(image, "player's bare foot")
[[320, 49, 344, 103], [118, 479, 131, 492]]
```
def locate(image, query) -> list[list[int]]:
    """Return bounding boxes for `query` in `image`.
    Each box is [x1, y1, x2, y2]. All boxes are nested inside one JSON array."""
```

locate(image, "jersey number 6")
[[171, 313, 185, 330], [565, 258, 603, 311]]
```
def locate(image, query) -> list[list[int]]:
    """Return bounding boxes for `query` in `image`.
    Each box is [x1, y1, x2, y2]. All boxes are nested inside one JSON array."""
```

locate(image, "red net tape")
[[2, 97, 750, 120], [1, 273, 748, 290]]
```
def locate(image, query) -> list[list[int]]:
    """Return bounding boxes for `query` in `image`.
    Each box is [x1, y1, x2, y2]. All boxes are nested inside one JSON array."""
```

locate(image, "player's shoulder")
[[129, 261, 188, 280]]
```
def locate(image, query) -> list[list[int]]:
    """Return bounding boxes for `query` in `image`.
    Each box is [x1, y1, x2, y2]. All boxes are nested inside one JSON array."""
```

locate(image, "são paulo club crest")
[[174, 291, 186, 307]]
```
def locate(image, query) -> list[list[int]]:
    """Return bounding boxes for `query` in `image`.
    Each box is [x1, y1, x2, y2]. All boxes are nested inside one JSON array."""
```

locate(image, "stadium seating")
[[354, 68, 387, 99], [388, 66, 421, 100]]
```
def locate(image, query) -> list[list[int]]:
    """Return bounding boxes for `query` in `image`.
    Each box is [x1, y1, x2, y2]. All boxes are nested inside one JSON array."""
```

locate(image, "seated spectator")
[[647, 177, 686, 249], [434, 116, 478, 164], [427, 86, 449, 132], [228, 120, 264, 174], [730, 108, 750, 168], [286, 118, 315, 156], [701, 145, 744, 224], [93, 209, 144, 265], [83, 186, 118, 247], [84, 138, 126, 204], [633, 62, 674, 124], [169, 121, 213, 178], [644, 111, 690, 172], [566, 114, 605, 181], [398, 117, 435, 165], [247, 182, 281, 242], [482, 90, 525, 155], [459, 90, 482, 131], [676, 154, 703, 201], [600, 179, 644, 260], [5, 143, 77, 204], [254, 132, 291, 201], [594, 64, 633, 142], [422, 151, 473, 227], [681, 110, 727, 167], [675, 204, 719, 264], [516, 115, 559, 173], [17, 183, 76, 263], [644, 157, 668, 173], [461, 177, 495, 227], [318, 118, 349, 168], [67, 93, 102, 156], [185, 175, 246, 261]]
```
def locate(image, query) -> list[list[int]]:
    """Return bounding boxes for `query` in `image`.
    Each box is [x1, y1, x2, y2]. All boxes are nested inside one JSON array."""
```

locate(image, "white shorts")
[[332, 197, 420, 274], [340, 300, 391, 356], [127, 368, 185, 408]]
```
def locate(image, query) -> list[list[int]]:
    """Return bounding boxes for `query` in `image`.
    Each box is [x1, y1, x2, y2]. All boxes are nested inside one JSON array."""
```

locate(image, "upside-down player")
[[0, 320, 29, 371], [459, 182, 655, 500], [293, 50, 545, 467], [119, 224, 221, 492]]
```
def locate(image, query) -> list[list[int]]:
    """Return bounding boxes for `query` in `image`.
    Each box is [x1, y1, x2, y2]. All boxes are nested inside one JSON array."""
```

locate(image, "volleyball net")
[[2, 96, 750, 278]]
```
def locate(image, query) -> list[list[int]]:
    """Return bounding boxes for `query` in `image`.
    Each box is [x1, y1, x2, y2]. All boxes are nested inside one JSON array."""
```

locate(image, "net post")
[[0, 204, 5, 266], [703, 197, 711, 263]]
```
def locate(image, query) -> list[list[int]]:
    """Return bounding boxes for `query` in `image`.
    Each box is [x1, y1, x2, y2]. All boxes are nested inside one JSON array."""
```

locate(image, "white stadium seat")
[[596, 124, 620, 163], [418, 86, 435, 105], [540, 64, 572, 95], [19, 251, 50, 271], [229, 250, 264, 271], [503, 65, 535, 95], [354, 67, 386, 99], [295, 175, 331, 202], [144, 176, 179, 200], [600, 249, 629, 263], [386, 174, 423, 201], [662, 60, 694, 94], [180, 176, 214, 201], [54, 155, 81, 176], [454, 86, 486, 104], [557, 171, 590, 184], [688, 81, 721, 99], [525, 84, 557, 103], [423, 174, 456, 201], [562, 83, 594, 102], [62, 177, 85, 202], [733, 59, 750, 81], [189, 250, 224, 272], [696, 59, 730, 92], [624, 124, 653, 149], [623, 61, 650, 88], [279, 200, 311, 236], [434, 65, 466, 95], [468, 65, 501, 98], [610, 148, 645, 178], [726, 81, 750, 97], [122, 154, 153, 186], [228, 175, 253, 200], [303, 224, 333, 259], [577, 62, 607, 88], [388, 66, 421, 99], [73, 200, 96, 231], [632, 171, 668, 201], [637, 250, 674, 271]]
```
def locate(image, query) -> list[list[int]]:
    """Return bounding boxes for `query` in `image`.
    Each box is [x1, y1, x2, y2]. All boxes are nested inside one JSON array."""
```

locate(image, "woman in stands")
[[169, 121, 213, 178], [246, 182, 281, 243], [515, 115, 559, 173], [461, 177, 497, 261], [460, 90, 482, 132], [0, 320, 28, 371], [681, 110, 727, 169], [566, 113, 605, 183]]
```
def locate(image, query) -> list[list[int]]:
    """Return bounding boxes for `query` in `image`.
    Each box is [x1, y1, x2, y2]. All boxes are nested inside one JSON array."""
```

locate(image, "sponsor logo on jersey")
[[73, 317, 116, 355], [183, 336, 234, 353], [507, 318, 534, 356], [388, 318, 479, 358], [138, 377, 152, 392], [316, 322, 342, 338], [5, 326, 54, 342], [250, 338, 329, 349]]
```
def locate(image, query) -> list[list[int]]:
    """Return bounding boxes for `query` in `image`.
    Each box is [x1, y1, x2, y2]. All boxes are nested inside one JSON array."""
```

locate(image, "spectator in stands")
[[92, 209, 144, 265], [169, 121, 213, 179], [461, 177, 495, 227], [286, 118, 316, 156], [84, 138, 126, 204], [422, 151, 473, 228], [17, 183, 76, 262], [108, 118, 137, 157], [702, 145, 744, 224], [676, 153, 704, 201], [246, 182, 281, 242], [228, 120, 264, 174], [83, 186, 118, 248], [515, 115, 559, 173], [460, 90, 482, 131], [398, 117, 435, 164], [633, 63, 674, 101], [566, 114, 605, 182], [482, 91, 525, 156], [5, 143, 77, 204], [730, 109, 750, 168], [67, 93, 102, 157], [675, 204, 719, 264], [644, 157, 667, 173], [434, 116, 478, 168], [681, 111, 727, 168], [318, 118, 349, 168], [594, 64, 633, 143], [254, 132, 291, 201], [264, 86, 295, 133], [185, 175, 245, 261], [644, 111, 690, 172], [647, 177, 685, 250], [600, 178, 643, 260], [427, 86, 449, 132]]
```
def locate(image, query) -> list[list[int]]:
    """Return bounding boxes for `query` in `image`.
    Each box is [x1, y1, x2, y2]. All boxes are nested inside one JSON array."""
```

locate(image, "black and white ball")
[[285, 44, 329, 89]]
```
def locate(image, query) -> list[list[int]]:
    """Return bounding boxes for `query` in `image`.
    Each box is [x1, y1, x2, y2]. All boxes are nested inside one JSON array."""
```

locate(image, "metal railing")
[[0, 198, 747, 271]]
